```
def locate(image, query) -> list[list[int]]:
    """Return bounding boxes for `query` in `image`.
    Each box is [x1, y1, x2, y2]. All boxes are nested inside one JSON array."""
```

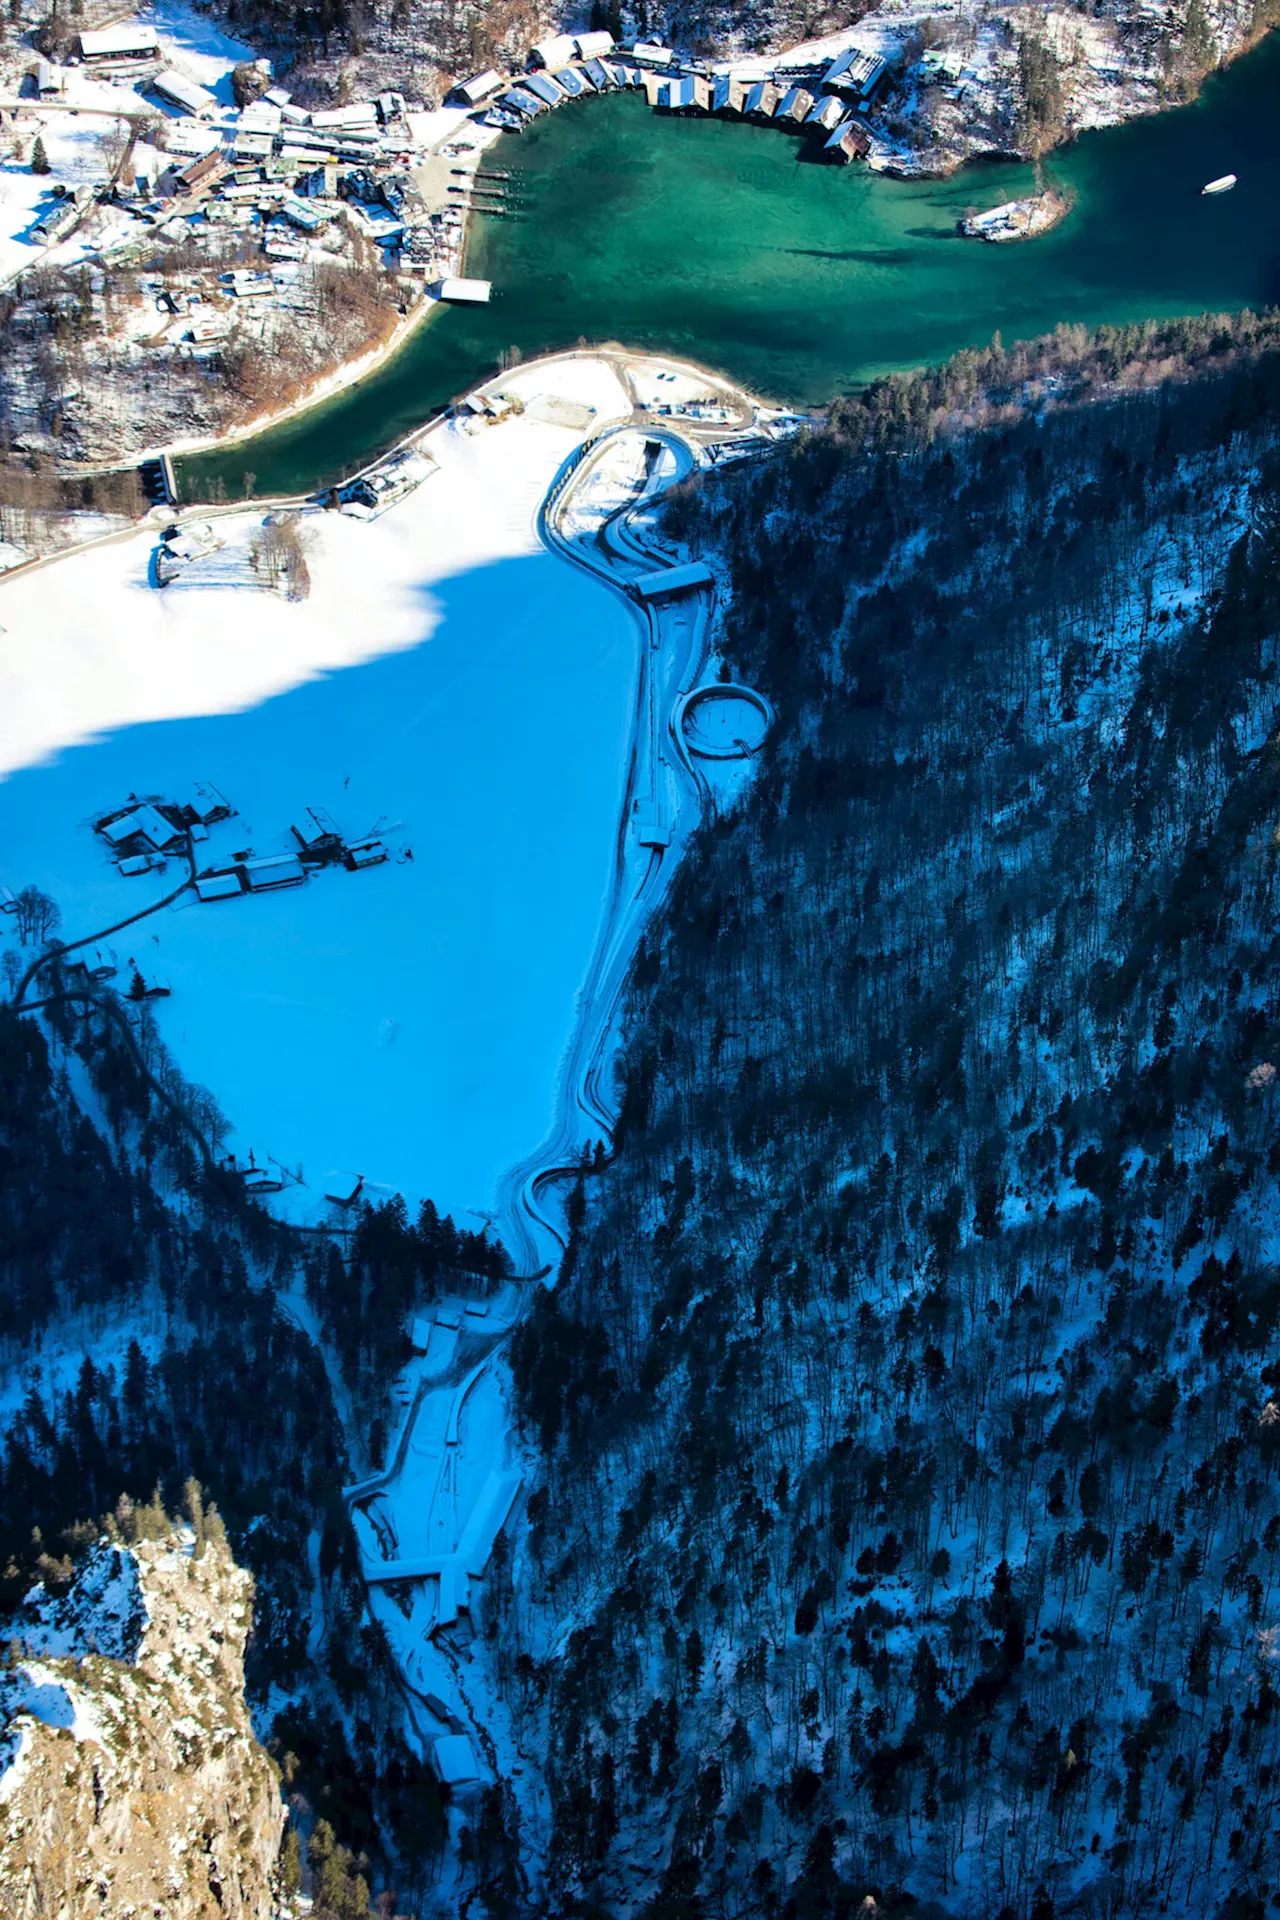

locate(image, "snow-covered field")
[[0, 355, 642, 1228]]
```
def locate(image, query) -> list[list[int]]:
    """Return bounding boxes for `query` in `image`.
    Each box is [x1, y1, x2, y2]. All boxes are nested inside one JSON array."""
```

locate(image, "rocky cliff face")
[[0, 1530, 286, 1920]]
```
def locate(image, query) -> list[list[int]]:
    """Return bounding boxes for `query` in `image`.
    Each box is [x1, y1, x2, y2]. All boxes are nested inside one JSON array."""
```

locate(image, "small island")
[[961, 186, 1071, 242]]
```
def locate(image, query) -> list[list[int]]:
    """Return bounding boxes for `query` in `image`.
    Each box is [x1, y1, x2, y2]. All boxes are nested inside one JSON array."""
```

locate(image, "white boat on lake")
[[1202, 173, 1237, 195]]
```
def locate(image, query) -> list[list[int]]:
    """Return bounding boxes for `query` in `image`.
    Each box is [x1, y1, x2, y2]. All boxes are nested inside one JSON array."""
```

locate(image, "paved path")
[[491, 416, 718, 1275]]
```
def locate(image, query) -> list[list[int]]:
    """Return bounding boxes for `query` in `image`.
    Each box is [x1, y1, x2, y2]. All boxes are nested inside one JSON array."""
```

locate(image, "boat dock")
[[455, 32, 883, 166]]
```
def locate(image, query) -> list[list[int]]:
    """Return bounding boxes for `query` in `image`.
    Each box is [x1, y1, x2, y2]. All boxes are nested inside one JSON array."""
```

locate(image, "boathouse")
[[824, 116, 871, 162], [523, 69, 567, 107], [439, 277, 492, 303], [582, 57, 615, 89], [553, 66, 591, 97], [529, 32, 576, 67], [777, 86, 814, 126], [712, 75, 746, 114], [659, 75, 706, 111], [807, 95, 846, 133], [744, 80, 781, 119], [501, 86, 542, 118]]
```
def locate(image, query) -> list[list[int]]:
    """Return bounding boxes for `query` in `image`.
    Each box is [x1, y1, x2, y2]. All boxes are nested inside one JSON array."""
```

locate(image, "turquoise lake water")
[[181, 31, 1280, 500]]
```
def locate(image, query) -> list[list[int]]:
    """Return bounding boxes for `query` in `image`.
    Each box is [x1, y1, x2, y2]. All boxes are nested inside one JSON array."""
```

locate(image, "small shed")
[[35, 58, 65, 97], [344, 839, 388, 869], [195, 871, 244, 902], [244, 853, 305, 891]]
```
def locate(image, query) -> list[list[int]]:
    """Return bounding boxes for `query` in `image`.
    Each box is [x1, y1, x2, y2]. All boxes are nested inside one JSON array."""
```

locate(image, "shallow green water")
[[181, 32, 1280, 500]]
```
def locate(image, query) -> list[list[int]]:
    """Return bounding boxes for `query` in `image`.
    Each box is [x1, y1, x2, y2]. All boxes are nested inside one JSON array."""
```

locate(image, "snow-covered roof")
[[78, 23, 159, 57], [152, 69, 218, 116], [529, 32, 576, 68], [430, 1733, 480, 1786]]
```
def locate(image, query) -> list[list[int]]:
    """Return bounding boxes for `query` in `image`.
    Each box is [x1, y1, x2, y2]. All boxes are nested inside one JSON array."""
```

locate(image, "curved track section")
[[493, 425, 715, 1277]]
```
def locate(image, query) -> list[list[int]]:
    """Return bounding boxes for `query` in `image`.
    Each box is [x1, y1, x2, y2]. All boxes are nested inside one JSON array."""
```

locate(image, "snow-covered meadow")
[[0, 356, 642, 1228]]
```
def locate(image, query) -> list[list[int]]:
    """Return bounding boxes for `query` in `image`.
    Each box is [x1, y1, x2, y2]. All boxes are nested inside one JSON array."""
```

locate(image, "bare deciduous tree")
[[14, 884, 60, 947]]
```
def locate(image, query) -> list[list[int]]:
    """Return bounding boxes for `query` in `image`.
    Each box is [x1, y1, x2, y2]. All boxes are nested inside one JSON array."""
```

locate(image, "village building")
[[151, 69, 217, 117], [823, 47, 889, 105]]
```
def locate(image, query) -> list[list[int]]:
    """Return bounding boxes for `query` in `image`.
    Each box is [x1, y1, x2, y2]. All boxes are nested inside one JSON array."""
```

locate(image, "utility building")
[[633, 561, 714, 601]]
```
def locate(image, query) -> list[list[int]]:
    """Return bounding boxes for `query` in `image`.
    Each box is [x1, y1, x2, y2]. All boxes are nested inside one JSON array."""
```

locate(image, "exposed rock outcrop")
[[0, 1530, 286, 1919]]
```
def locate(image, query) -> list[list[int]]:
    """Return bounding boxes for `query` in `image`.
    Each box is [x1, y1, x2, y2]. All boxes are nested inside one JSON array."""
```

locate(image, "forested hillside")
[[0, 994, 471, 1907], [507, 334, 1280, 1916]]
